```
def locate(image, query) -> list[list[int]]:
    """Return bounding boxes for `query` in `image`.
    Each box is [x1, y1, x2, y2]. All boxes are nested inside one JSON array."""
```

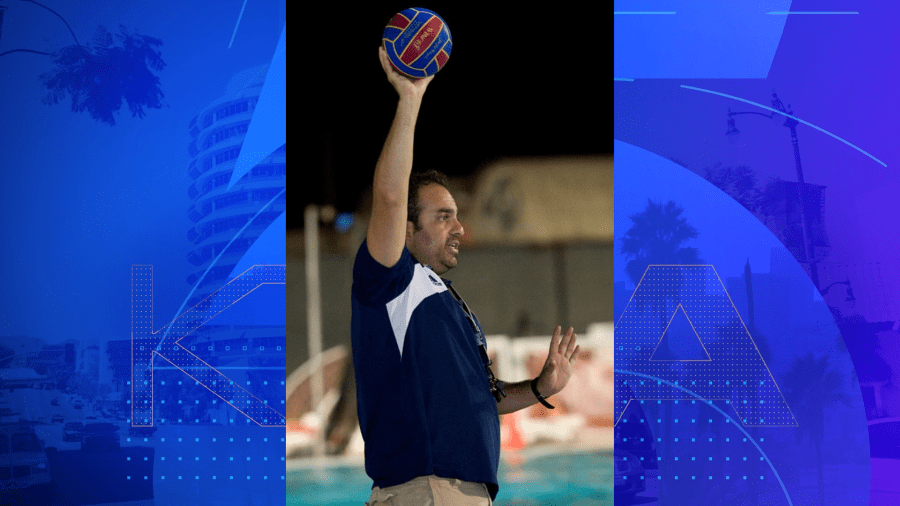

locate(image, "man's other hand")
[[536, 326, 580, 398]]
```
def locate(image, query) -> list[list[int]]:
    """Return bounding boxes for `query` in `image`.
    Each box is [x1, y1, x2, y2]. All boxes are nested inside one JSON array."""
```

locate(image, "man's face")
[[406, 183, 464, 275]]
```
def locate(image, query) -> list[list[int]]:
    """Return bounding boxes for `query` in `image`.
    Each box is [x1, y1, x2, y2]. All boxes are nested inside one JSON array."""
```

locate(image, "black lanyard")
[[446, 283, 507, 403]]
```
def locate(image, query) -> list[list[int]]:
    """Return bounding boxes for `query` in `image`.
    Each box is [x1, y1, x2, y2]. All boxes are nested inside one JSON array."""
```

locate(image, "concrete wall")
[[287, 241, 614, 374]]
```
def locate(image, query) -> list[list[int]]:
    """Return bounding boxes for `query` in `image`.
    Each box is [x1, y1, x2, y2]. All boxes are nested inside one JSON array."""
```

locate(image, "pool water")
[[287, 450, 613, 505]]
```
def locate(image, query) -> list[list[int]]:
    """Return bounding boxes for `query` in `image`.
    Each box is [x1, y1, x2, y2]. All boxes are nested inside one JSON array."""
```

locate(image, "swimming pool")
[[287, 448, 613, 505]]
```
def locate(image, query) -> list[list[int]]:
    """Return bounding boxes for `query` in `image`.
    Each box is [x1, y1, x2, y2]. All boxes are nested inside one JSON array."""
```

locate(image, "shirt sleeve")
[[352, 239, 415, 306]]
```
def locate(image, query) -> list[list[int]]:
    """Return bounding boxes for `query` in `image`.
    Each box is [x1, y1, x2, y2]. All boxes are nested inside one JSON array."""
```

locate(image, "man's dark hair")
[[408, 169, 450, 231]]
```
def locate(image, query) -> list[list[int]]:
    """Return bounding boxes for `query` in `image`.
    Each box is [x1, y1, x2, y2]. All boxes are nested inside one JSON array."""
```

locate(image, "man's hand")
[[378, 46, 434, 100], [536, 326, 580, 398], [495, 325, 580, 415]]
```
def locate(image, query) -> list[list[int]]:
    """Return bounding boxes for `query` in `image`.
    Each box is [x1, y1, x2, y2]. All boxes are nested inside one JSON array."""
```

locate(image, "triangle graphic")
[[226, 210, 286, 281], [229, 24, 286, 190], [649, 304, 711, 361]]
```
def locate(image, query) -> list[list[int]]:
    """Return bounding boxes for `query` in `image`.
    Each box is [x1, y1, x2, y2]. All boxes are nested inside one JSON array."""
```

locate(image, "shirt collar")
[[422, 264, 452, 285]]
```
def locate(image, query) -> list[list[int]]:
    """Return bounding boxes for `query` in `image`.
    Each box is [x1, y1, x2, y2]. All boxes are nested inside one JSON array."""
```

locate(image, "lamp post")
[[726, 91, 821, 290], [822, 279, 855, 300], [304, 205, 325, 459]]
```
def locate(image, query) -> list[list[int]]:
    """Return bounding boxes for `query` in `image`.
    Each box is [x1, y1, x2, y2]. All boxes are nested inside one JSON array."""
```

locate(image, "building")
[[179, 65, 286, 420], [186, 64, 286, 299]]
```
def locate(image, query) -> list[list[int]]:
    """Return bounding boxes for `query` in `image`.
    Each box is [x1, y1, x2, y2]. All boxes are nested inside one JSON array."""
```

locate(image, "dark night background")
[[294, 3, 612, 228]]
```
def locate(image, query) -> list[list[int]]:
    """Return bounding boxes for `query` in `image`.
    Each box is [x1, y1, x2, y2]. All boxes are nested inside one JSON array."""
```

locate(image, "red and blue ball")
[[382, 8, 452, 78]]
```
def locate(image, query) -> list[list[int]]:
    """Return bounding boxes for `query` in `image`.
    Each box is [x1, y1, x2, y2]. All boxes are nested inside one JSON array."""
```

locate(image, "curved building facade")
[[186, 65, 286, 300], [174, 65, 285, 419]]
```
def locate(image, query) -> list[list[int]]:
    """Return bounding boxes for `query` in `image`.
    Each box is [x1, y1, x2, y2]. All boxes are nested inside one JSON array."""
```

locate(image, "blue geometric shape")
[[616, 369, 795, 506], [206, 283, 285, 326], [227, 210, 285, 280], [766, 10, 858, 15], [614, 1, 791, 78], [615, 265, 797, 427], [131, 265, 286, 427], [228, 24, 286, 189], [649, 304, 711, 361], [161, 187, 285, 355]]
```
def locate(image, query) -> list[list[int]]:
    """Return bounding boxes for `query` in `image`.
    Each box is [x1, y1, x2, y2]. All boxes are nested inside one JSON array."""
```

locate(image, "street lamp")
[[726, 91, 821, 290], [725, 113, 740, 144], [725, 107, 779, 142], [822, 279, 856, 302]]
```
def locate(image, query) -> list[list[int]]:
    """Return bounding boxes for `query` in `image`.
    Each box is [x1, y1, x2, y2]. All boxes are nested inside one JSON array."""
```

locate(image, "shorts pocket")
[[366, 491, 395, 505]]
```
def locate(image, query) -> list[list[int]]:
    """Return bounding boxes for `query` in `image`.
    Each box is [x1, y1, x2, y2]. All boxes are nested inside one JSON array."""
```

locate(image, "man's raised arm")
[[366, 46, 435, 268]]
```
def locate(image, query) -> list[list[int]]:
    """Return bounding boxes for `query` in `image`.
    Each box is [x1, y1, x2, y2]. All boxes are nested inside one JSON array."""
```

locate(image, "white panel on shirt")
[[385, 264, 448, 358]]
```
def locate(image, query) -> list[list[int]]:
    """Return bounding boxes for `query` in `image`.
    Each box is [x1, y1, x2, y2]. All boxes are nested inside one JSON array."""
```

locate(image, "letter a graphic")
[[615, 265, 797, 427]]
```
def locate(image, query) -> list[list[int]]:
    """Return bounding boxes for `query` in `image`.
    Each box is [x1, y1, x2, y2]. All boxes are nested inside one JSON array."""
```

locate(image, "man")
[[350, 46, 581, 505]]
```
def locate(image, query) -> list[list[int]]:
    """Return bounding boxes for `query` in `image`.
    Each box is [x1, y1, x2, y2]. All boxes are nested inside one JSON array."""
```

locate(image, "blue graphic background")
[[0, 1, 286, 504], [616, 3, 899, 505], [614, 141, 869, 505], [614, 1, 790, 78]]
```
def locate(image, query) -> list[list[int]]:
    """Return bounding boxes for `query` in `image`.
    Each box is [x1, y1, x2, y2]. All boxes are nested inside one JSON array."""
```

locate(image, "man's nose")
[[452, 218, 464, 237]]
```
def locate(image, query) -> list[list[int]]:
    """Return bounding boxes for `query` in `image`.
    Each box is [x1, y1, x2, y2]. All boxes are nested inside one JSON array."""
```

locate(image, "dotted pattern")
[[615, 266, 797, 427], [621, 405, 772, 470], [618, 401, 787, 503], [132, 265, 155, 426], [144, 424, 286, 502], [131, 265, 286, 427]]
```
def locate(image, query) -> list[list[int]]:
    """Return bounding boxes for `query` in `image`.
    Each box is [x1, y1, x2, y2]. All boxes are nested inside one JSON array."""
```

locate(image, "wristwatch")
[[530, 378, 555, 409]]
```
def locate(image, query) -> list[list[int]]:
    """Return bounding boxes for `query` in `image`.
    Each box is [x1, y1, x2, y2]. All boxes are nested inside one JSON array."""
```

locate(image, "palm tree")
[[619, 198, 701, 287], [618, 199, 701, 502], [619, 198, 702, 330], [782, 353, 851, 505], [619, 198, 703, 357], [0, 1, 166, 125]]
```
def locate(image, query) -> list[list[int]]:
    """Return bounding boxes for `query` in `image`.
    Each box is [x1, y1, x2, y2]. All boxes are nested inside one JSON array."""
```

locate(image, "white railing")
[[287, 322, 615, 458]]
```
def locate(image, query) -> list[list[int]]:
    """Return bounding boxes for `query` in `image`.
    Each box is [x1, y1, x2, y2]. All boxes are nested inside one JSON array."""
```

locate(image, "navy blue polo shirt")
[[351, 240, 501, 500]]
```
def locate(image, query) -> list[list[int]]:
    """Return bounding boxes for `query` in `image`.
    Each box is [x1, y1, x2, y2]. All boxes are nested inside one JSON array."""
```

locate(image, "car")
[[71, 398, 84, 409], [0, 409, 19, 424], [81, 423, 120, 451], [62, 422, 83, 442], [615, 449, 646, 502], [0, 422, 52, 493], [50, 411, 64, 423], [50, 398, 59, 407]]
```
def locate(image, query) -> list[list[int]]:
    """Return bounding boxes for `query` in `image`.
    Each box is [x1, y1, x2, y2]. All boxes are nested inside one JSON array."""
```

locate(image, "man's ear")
[[405, 220, 415, 242]]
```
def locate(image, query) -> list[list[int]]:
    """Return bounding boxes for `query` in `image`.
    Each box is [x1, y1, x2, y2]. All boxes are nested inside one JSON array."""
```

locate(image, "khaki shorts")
[[366, 475, 492, 506]]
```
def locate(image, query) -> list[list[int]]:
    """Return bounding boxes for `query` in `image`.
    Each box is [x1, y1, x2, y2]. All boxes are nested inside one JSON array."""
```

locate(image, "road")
[[1, 387, 154, 505]]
